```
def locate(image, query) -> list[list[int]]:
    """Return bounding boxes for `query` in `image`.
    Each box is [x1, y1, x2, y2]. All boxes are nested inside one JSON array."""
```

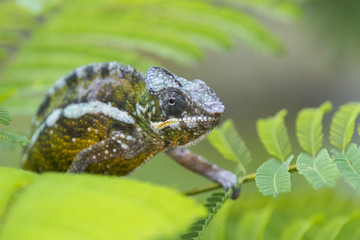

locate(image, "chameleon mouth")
[[151, 116, 217, 131]]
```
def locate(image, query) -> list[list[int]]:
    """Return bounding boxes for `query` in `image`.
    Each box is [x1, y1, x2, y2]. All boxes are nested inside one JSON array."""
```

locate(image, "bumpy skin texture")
[[22, 62, 236, 192]]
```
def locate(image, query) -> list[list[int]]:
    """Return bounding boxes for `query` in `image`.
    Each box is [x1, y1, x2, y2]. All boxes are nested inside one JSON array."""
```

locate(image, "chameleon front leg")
[[67, 131, 141, 173], [67, 140, 112, 173], [166, 147, 240, 199]]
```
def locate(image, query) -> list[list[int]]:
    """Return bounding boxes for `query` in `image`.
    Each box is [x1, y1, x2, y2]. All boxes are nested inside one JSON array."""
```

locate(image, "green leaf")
[[255, 155, 293, 197], [181, 192, 228, 240], [296, 149, 339, 189], [236, 206, 273, 240], [207, 119, 251, 174], [0, 107, 11, 126], [200, 200, 233, 240], [200, 185, 360, 239], [0, 0, 291, 114], [256, 109, 292, 162], [332, 144, 360, 194], [296, 101, 332, 156], [0, 88, 16, 104], [0, 167, 205, 240], [0, 168, 37, 220], [315, 210, 360, 240], [280, 214, 323, 240], [0, 130, 29, 146], [330, 102, 360, 151]]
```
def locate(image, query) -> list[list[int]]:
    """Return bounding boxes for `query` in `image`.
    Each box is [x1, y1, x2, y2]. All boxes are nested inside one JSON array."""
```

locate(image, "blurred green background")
[[1, 0, 360, 239]]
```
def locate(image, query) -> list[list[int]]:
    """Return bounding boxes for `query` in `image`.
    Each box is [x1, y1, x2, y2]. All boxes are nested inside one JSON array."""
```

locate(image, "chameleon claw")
[[212, 169, 240, 199], [214, 170, 237, 190], [231, 185, 241, 200]]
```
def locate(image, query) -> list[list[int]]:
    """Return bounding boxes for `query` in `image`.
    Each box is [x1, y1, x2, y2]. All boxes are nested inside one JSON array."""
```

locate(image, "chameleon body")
[[22, 62, 237, 191]]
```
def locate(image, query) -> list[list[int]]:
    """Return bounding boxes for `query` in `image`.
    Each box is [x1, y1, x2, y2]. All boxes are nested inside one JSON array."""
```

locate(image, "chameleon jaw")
[[151, 116, 217, 131]]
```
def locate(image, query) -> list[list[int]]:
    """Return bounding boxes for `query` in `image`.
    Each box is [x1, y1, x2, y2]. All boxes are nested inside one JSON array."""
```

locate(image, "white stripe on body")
[[63, 101, 135, 124]]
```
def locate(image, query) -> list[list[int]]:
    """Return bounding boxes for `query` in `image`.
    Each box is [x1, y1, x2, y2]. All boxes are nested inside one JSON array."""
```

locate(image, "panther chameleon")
[[22, 62, 238, 197]]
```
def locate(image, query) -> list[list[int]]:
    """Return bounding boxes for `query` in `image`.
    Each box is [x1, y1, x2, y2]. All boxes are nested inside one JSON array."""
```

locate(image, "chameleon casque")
[[22, 62, 237, 193]]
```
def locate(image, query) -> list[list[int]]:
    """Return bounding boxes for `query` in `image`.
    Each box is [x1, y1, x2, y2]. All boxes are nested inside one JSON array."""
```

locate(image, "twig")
[[184, 164, 298, 196]]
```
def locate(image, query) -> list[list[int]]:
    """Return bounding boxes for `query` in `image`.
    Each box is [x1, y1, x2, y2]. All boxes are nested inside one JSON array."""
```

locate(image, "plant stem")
[[184, 163, 298, 196]]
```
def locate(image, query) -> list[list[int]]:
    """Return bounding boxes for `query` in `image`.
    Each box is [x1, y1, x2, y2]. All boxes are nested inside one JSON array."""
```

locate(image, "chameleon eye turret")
[[161, 89, 186, 117], [22, 62, 237, 197]]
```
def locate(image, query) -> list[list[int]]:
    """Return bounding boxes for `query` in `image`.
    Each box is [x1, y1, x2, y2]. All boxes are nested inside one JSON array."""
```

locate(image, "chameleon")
[[22, 61, 238, 196]]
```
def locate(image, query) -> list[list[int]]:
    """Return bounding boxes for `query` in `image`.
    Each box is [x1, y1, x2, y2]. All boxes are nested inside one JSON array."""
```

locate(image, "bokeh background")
[[1, 0, 360, 239]]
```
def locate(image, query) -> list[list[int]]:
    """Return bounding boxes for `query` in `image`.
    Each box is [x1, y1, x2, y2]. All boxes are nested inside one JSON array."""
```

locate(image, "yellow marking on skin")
[[152, 118, 180, 130], [152, 116, 217, 131]]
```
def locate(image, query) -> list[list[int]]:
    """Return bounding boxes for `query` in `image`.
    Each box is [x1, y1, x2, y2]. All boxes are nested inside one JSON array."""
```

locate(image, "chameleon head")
[[145, 66, 225, 147]]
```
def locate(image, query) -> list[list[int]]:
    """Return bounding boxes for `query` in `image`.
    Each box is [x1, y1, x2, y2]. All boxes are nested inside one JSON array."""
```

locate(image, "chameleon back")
[[23, 62, 151, 175]]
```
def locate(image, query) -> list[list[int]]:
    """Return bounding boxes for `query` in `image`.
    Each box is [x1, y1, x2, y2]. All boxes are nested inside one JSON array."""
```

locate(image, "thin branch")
[[184, 163, 298, 196]]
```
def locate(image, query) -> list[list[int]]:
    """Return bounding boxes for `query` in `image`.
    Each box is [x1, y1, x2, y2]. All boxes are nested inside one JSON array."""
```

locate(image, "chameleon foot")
[[166, 147, 240, 199]]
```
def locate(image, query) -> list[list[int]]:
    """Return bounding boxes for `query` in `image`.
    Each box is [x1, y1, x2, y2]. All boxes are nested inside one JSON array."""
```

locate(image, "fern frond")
[[255, 155, 293, 197], [0, 0, 289, 114], [296, 149, 338, 189], [170, 1, 284, 54], [296, 101, 332, 156], [207, 119, 252, 174], [0, 130, 29, 146], [332, 144, 360, 194], [280, 214, 323, 240], [181, 192, 229, 240], [256, 109, 292, 162], [329, 102, 360, 152], [199, 200, 232, 239], [0, 107, 12, 126]]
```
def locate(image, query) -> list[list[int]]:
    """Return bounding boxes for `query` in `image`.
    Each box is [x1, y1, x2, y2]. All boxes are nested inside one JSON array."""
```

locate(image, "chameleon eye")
[[168, 97, 176, 105], [161, 90, 186, 117]]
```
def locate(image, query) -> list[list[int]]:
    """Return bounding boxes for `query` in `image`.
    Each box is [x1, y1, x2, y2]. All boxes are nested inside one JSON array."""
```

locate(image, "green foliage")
[[0, 89, 16, 104], [297, 149, 338, 189], [295, 102, 338, 190], [235, 205, 273, 240], [0, 0, 291, 114], [330, 102, 360, 152], [200, 189, 360, 240], [0, 167, 205, 240], [332, 144, 360, 194], [0, 130, 29, 146], [256, 109, 292, 162], [181, 192, 229, 240], [203, 101, 360, 199], [207, 119, 251, 174], [280, 214, 322, 240], [0, 107, 29, 146], [314, 210, 360, 240], [0, 167, 36, 220], [0, 108, 11, 126], [296, 101, 332, 156], [255, 156, 293, 197], [199, 200, 232, 240]]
